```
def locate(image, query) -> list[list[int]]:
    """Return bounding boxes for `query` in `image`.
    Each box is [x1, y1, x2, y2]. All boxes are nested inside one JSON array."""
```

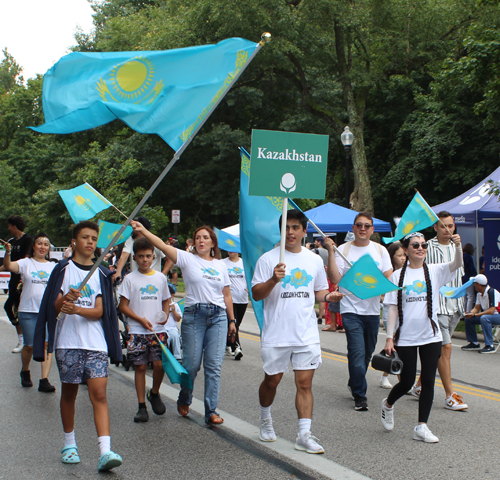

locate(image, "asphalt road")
[[1, 294, 499, 479]]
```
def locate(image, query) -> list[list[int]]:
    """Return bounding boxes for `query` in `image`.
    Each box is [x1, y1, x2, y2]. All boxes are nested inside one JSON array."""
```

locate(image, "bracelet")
[[228, 319, 236, 324], [324, 293, 329, 303]]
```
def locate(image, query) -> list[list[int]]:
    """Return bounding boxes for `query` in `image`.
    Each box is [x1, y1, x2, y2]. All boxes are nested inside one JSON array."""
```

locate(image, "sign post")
[[172, 209, 180, 236], [249, 129, 329, 263]]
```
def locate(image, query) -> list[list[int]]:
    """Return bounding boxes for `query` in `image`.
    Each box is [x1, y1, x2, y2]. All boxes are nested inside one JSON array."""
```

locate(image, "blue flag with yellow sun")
[[338, 254, 400, 300], [439, 277, 475, 299], [97, 220, 133, 249], [214, 227, 240, 253], [383, 192, 438, 244], [30, 38, 258, 151], [59, 183, 112, 223]]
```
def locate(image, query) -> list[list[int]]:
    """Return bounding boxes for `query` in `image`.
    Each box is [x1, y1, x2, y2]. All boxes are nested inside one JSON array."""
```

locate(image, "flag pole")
[[279, 197, 288, 264], [57, 33, 271, 319], [288, 199, 353, 267]]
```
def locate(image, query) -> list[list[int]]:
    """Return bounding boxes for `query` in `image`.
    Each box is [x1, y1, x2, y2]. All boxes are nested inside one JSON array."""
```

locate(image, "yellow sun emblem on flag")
[[402, 221, 418, 234], [226, 239, 236, 246], [96, 56, 164, 104], [354, 273, 379, 289], [74, 195, 91, 211]]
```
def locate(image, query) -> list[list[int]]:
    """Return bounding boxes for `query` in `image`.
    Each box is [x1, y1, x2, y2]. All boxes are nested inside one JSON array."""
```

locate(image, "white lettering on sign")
[[257, 148, 322, 163]]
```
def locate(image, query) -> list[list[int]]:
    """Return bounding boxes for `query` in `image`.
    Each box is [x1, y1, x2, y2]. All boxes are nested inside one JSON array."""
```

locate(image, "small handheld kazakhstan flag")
[[59, 183, 112, 223], [338, 254, 400, 300], [30, 38, 258, 152], [97, 220, 132, 249], [214, 227, 241, 253], [157, 337, 192, 389], [383, 192, 438, 244], [177, 298, 185, 315], [439, 277, 475, 299]]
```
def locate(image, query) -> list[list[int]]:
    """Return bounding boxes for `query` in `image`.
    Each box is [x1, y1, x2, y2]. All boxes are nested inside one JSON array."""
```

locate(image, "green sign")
[[248, 129, 329, 199]]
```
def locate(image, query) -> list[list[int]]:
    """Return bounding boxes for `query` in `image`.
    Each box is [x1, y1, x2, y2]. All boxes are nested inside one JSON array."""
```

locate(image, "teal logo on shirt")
[[140, 284, 159, 295], [281, 268, 313, 289], [201, 267, 220, 276], [31, 271, 50, 280], [404, 280, 427, 295], [70, 284, 95, 298], [229, 267, 243, 275]]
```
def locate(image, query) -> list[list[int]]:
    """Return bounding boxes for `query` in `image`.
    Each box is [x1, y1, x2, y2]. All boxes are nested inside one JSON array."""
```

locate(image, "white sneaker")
[[380, 375, 392, 389], [294, 431, 325, 454], [444, 392, 468, 411], [225, 347, 234, 356], [413, 424, 439, 443], [259, 418, 276, 442], [380, 399, 394, 431], [234, 347, 243, 361], [12, 342, 23, 353], [409, 383, 421, 399]]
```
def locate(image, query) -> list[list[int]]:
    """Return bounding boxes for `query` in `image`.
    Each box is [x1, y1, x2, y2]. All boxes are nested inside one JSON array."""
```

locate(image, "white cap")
[[473, 274, 488, 286]]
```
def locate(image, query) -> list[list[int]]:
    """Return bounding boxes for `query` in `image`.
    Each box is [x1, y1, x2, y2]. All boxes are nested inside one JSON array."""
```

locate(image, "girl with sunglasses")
[[379, 231, 463, 443]]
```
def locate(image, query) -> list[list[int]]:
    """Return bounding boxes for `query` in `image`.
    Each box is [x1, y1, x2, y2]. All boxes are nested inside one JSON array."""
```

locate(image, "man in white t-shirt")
[[462, 274, 500, 354], [326, 212, 393, 411], [252, 209, 341, 455]]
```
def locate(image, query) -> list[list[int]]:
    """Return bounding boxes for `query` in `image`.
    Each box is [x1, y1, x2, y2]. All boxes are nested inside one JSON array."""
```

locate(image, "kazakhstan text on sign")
[[249, 129, 329, 199]]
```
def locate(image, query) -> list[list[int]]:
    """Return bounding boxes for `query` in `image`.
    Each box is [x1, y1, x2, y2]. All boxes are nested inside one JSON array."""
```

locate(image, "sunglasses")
[[354, 223, 373, 229], [410, 242, 428, 249]]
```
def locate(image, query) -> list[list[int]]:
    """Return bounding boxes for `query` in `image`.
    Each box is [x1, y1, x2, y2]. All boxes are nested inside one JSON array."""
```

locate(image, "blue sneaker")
[[97, 451, 122, 472]]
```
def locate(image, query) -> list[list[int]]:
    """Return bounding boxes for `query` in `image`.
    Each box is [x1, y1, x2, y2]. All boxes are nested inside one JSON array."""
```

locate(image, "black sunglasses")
[[354, 223, 373, 229], [410, 242, 428, 249]]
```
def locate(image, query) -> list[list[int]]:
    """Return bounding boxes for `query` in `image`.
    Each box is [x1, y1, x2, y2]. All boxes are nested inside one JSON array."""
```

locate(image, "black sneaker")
[[38, 378, 56, 393], [354, 398, 368, 411], [478, 345, 496, 354], [20, 370, 33, 388], [461, 342, 481, 351], [147, 389, 166, 415], [134, 407, 149, 423], [317, 317, 323, 325]]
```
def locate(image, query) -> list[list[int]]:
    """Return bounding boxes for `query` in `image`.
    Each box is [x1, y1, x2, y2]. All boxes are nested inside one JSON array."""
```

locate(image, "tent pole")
[[476, 209, 480, 271]]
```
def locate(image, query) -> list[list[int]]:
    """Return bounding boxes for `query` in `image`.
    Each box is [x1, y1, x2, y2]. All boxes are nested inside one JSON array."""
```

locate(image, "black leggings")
[[387, 341, 442, 424], [226, 303, 247, 349]]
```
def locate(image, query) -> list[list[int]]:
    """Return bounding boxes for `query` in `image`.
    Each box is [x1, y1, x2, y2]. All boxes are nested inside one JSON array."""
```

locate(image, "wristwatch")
[[228, 319, 236, 324]]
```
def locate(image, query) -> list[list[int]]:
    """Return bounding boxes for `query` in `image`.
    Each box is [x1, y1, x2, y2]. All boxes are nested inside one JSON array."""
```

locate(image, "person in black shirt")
[[3, 215, 32, 352]]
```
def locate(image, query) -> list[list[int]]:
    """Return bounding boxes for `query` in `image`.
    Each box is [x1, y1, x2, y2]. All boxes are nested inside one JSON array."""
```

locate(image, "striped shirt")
[[426, 237, 465, 316]]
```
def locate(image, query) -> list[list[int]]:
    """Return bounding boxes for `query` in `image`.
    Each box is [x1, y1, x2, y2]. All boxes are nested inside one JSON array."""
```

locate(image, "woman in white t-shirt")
[[3, 233, 57, 392], [380, 232, 463, 443], [131, 222, 236, 425]]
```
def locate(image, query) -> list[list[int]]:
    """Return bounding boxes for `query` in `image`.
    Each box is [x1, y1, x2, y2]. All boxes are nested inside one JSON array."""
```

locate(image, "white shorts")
[[261, 344, 322, 375]]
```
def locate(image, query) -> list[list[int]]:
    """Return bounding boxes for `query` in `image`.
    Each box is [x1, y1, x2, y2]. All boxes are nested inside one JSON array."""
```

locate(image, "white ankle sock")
[[98, 436, 111, 456], [18, 334, 23, 344], [298, 418, 312, 437], [260, 405, 271, 420], [64, 430, 76, 446]]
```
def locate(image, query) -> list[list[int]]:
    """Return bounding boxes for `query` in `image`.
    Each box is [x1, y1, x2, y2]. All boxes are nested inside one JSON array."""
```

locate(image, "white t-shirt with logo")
[[176, 250, 230, 309], [17, 258, 56, 313], [55, 261, 107, 352], [385, 264, 454, 346], [222, 257, 249, 304], [123, 236, 165, 272], [166, 302, 182, 329], [119, 270, 171, 334], [252, 247, 328, 347], [335, 241, 392, 315]]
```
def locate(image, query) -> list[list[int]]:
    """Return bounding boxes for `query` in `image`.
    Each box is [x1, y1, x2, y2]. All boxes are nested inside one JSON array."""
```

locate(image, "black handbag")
[[371, 350, 403, 375]]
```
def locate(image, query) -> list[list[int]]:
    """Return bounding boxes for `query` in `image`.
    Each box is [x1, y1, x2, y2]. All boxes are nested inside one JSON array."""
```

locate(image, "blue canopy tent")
[[431, 166, 500, 267], [304, 202, 392, 233]]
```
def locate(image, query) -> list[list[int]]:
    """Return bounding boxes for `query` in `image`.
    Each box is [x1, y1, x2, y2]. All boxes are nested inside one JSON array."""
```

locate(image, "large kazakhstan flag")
[[383, 192, 438, 244], [31, 38, 258, 151]]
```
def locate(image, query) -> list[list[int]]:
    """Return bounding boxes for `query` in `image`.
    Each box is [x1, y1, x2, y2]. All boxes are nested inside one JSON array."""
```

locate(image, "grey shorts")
[[438, 313, 461, 345], [56, 349, 108, 384]]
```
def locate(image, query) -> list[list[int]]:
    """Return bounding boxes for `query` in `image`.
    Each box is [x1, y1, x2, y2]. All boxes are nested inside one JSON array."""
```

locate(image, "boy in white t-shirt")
[[119, 237, 171, 423], [252, 209, 342, 455]]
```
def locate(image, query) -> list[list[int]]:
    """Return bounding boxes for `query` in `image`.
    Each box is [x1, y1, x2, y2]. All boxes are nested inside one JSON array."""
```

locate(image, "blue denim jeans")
[[342, 313, 380, 400], [465, 314, 500, 346], [178, 303, 228, 421]]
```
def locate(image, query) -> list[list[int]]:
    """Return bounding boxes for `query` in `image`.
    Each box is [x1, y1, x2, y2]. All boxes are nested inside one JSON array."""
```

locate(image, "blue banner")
[[483, 219, 500, 292]]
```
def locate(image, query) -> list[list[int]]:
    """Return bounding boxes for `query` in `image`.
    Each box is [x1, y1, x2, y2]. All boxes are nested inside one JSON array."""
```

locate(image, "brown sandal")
[[177, 403, 189, 417], [207, 413, 224, 425], [322, 326, 336, 332]]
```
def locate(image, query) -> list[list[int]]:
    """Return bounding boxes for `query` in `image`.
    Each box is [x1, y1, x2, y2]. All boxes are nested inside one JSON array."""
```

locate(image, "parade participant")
[[380, 241, 406, 389], [252, 209, 342, 454], [131, 221, 236, 425], [118, 237, 171, 423], [33, 221, 122, 472], [2, 233, 56, 391], [380, 232, 463, 443], [325, 212, 393, 411], [222, 250, 248, 360], [3, 215, 32, 353], [409, 212, 468, 411]]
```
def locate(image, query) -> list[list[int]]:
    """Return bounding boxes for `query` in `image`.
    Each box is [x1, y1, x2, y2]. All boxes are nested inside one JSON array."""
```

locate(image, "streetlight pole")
[[341, 126, 354, 208]]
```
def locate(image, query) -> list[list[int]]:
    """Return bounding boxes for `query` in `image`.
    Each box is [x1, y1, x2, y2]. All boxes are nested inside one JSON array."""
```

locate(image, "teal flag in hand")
[[31, 38, 258, 151], [440, 277, 475, 299], [59, 183, 112, 223], [383, 192, 438, 244], [214, 227, 240, 253], [158, 340, 192, 389], [177, 298, 185, 314], [338, 254, 400, 300], [97, 220, 132, 249]]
